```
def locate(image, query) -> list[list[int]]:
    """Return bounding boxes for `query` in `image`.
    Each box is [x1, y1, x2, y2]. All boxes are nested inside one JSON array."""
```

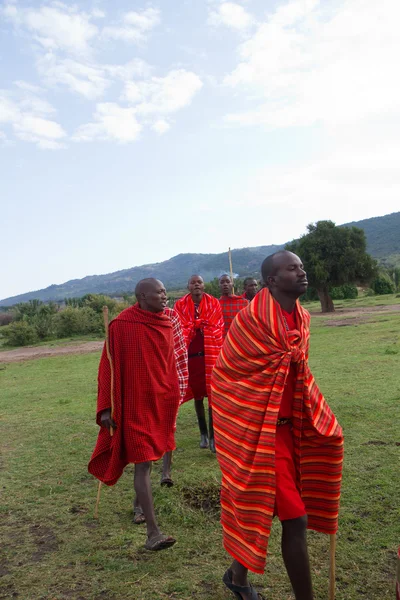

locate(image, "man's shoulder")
[[164, 306, 179, 320], [204, 292, 221, 305]]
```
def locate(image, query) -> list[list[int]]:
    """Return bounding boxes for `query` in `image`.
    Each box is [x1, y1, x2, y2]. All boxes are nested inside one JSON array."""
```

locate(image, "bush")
[[31, 303, 58, 339], [3, 321, 38, 346], [53, 307, 102, 338], [341, 284, 358, 299], [364, 288, 376, 297], [0, 313, 13, 327], [330, 287, 345, 300], [371, 273, 396, 295]]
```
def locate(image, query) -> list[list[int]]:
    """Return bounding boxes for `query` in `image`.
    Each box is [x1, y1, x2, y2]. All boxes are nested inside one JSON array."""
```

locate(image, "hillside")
[[1, 211, 399, 306], [342, 212, 400, 259], [0, 245, 283, 306]]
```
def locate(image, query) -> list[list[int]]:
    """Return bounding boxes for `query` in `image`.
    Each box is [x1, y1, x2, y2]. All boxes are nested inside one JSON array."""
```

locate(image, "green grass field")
[[1, 302, 399, 599]]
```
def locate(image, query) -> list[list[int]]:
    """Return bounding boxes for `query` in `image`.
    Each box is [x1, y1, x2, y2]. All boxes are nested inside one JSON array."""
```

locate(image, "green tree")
[[286, 221, 376, 312], [204, 278, 221, 298]]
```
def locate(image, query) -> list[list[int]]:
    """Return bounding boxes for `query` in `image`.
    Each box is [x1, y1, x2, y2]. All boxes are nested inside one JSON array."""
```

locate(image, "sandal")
[[223, 569, 265, 600], [133, 509, 146, 525], [144, 533, 176, 551], [160, 477, 174, 487]]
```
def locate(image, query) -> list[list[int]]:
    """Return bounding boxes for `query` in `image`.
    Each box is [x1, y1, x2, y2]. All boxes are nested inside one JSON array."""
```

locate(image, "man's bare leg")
[[228, 560, 254, 600], [208, 405, 216, 453], [134, 462, 161, 540], [194, 398, 208, 448], [281, 515, 313, 600], [160, 451, 173, 485]]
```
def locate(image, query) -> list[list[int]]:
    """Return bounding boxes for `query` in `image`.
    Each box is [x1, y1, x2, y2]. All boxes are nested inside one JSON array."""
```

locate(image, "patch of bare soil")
[[181, 481, 221, 518], [310, 303, 400, 327], [30, 524, 58, 562], [0, 341, 103, 364]]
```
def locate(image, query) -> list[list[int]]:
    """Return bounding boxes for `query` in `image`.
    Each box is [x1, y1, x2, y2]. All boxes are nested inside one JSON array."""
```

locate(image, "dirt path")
[[310, 303, 400, 326], [0, 341, 103, 364]]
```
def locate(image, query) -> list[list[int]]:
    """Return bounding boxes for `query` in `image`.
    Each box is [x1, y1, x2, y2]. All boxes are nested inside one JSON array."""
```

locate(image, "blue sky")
[[1, 0, 399, 300]]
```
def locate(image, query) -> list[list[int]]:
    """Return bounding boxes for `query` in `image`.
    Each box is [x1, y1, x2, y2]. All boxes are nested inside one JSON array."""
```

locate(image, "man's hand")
[[100, 409, 117, 432]]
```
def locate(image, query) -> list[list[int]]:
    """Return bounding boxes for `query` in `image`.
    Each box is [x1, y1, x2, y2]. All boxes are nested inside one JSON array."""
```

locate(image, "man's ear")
[[266, 276, 275, 287]]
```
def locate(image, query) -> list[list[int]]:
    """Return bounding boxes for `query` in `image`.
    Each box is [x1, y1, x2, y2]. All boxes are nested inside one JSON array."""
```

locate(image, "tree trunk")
[[317, 287, 335, 312]]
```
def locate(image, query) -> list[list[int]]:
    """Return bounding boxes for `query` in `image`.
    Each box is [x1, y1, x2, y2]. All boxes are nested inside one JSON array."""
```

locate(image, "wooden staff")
[[228, 247, 234, 294], [94, 306, 115, 519], [102, 305, 115, 437], [329, 534, 336, 600]]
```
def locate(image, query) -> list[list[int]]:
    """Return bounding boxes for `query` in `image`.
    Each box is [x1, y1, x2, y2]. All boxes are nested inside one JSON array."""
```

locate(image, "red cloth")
[[187, 329, 207, 399], [164, 307, 189, 402], [219, 295, 248, 338], [174, 293, 224, 403], [212, 288, 344, 573], [88, 304, 181, 485], [279, 308, 297, 418], [274, 424, 306, 521]]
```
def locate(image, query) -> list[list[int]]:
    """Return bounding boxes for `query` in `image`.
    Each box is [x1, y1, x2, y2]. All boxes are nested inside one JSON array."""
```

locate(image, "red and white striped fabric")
[[174, 292, 224, 403], [212, 287, 344, 574]]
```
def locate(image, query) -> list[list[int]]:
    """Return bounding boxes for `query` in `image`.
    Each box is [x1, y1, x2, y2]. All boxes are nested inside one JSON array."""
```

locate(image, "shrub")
[[3, 321, 38, 346], [330, 287, 345, 300], [53, 307, 102, 338], [31, 303, 58, 339], [341, 284, 358, 299], [0, 313, 13, 327], [371, 273, 395, 295], [364, 288, 376, 297]]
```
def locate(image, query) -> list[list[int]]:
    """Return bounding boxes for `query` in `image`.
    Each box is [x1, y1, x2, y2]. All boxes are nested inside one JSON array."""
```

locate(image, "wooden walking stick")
[[228, 247, 234, 294], [329, 533, 336, 600], [94, 306, 115, 519]]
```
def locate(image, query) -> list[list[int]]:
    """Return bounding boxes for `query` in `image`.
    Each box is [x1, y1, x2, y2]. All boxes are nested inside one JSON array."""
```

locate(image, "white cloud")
[[102, 8, 160, 44], [37, 54, 110, 100], [4, 3, 98, 56], [73, 103, 142, 143], [224, 0, 400, 129], [0, 89, 66, 149], [208, 2, 254, 31], [122, 69, 203, 115], [14, 80, 43, 94], [152, 119, 171, 134], [105, 59, 152, 81]]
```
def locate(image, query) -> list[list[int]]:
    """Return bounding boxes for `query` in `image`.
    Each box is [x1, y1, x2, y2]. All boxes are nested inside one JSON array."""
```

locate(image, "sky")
[[1, 0, 400, 300]]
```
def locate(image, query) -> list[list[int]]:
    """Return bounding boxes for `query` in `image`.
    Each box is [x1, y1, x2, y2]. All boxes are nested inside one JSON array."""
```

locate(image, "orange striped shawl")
[[174, 292, 224, 401], [211, 288, 344, 574]]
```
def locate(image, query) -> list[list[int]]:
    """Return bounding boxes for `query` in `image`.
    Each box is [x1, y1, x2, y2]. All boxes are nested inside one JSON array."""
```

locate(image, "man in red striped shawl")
[[174, 274, 224, 453], [219, 274, 248, 338], [88, 278, 185, 551], [212, 251, 344, 600]]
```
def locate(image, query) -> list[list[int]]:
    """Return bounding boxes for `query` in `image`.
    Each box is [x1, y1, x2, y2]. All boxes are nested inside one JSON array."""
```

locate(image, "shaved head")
[[260, 251, 308, 303], [261, 251, 292, 282], [134, 278, 167, 313], [135, 278, 161, 298]]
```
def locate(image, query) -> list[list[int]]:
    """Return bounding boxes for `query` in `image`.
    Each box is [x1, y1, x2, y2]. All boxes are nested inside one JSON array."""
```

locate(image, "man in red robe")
[[241, 277, 258, 301], [212, 252, 343, 600], [219, 274, 248, 338], [132, 303, 189, 524], [88, 278, 183, 551], [174, 274, 224, 453]]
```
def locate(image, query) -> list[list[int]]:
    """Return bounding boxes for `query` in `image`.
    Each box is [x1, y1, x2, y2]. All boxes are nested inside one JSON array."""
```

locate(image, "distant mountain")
[[2, 211, 399, 306], [342, 212, 400, 261], [0, 245, 283, 306]]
